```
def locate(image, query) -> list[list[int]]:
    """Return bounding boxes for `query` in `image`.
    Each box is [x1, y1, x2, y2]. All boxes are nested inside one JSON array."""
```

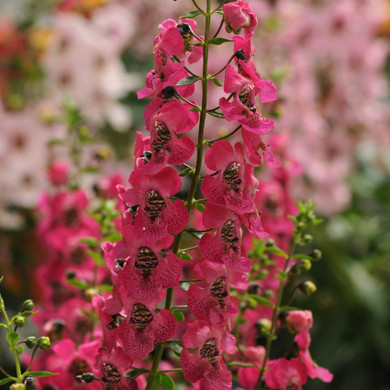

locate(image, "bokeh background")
[[0, 0, 390, 389]]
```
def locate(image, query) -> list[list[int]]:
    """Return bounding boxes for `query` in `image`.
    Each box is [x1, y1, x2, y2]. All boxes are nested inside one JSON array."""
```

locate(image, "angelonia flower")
[[30, 1, 332, 389]]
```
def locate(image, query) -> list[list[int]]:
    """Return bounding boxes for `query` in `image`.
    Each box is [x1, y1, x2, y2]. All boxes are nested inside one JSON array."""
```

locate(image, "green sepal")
[[66, 277, 90, 290], [155, 372, 175, 389], [174, 76, 200, 87], [190, 107, 201, 112]]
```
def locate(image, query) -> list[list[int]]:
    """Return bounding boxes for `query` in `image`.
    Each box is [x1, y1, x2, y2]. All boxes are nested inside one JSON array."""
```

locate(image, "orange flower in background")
[[58, 0, 113, 16]]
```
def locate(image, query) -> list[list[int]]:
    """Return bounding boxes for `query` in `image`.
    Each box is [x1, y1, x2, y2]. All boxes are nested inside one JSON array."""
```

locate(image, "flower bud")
[[84, 288, 98, 302], [309, 249, 322, 261], [25, 336, 37, 349], [37, 336, 51, 350], [299, 281, 317, 296], [22, 299, 34, 312], [10, 384, 25, 390], [257, 318, 272, 333], [302, 234, 313, 244], [14, 315, 26, 328]]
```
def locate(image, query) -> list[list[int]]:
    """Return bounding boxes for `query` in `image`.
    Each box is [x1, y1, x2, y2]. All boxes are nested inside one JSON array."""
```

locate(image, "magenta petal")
[[153, 309, 176, 343], [223, 64, 247, 94], [120, 322, 154, 360], [258, 80, 278, 103], [199, 233, 224, 260], [187, 283, 211, 321], [160, 253, 182, 288], [165, 200, 189, 234], [181, 348, 209, 383], [205, 140, 234, 171], [263, 150, 282, 168], [222, 250, 251, 272], [201, 176, 225, 205], [167, 135, 196, 165]]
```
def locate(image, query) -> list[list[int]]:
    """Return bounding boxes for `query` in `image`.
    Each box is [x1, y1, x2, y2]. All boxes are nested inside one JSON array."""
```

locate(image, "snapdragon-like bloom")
[[219, 64, 275, 134], [119, 225, 182, 302], [266, 358, 308, 390], [286, 310, 313, 333], [142, 97, 197, 173], [223, 0, 258, 38], [119, 300, 176, 360], [96, 346, 139, 390], [295, 329, 334, 383], [199, 204, 252, 272], [117, 166, 188, 242], [186, 260, 242, 327], [202, 141, 258, 215], [181, 320, 235, 390]]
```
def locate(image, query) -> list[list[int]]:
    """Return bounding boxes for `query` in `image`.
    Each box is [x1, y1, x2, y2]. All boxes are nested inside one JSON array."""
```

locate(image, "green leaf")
[[14, 311, 38, 319], [179, 167, 194, 177], [155, 372, 175, 389], [174, 76, 200, 87], [16, 345, 24, 357], [279, 305, 301, 312], [172, 310, 185, 322], [265, 246, 288, 258], [26, 371, 58, 378], [190, 106, 201, 112], [80, 308, 99, 321], [79, 236, 98, 249], [7, 330, 20, 347], [80, 166, 99, 174], [87, 250, 105, 266], [48, 138, 64, 146], [169, 342, 183, 357], [208, 37, 232, 45], [248, 294, 274, 308], [207, 110, 225, 119], [0, 378, 14, 386], [194, 203, 205, 212], [66, 277, 89, 290], [124, 368, 149, 380], [214, 9, 224, 15], [98, 284, 113, 292], [179, 9, 203, 18], [211, 77, 223, 87], [178, 252, 192, 261], [0, 276, 3, 284], [104, 233, 122, 243]]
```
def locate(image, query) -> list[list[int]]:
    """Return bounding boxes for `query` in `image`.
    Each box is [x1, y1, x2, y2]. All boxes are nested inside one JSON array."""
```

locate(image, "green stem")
[[0, 296, 22, 382], [145, 2, 212, 388], [255, 242, 297, 390]]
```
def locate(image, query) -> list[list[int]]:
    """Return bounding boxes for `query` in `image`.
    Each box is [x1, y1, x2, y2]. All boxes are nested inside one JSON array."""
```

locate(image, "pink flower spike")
[[223, 0, 258, 38]]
